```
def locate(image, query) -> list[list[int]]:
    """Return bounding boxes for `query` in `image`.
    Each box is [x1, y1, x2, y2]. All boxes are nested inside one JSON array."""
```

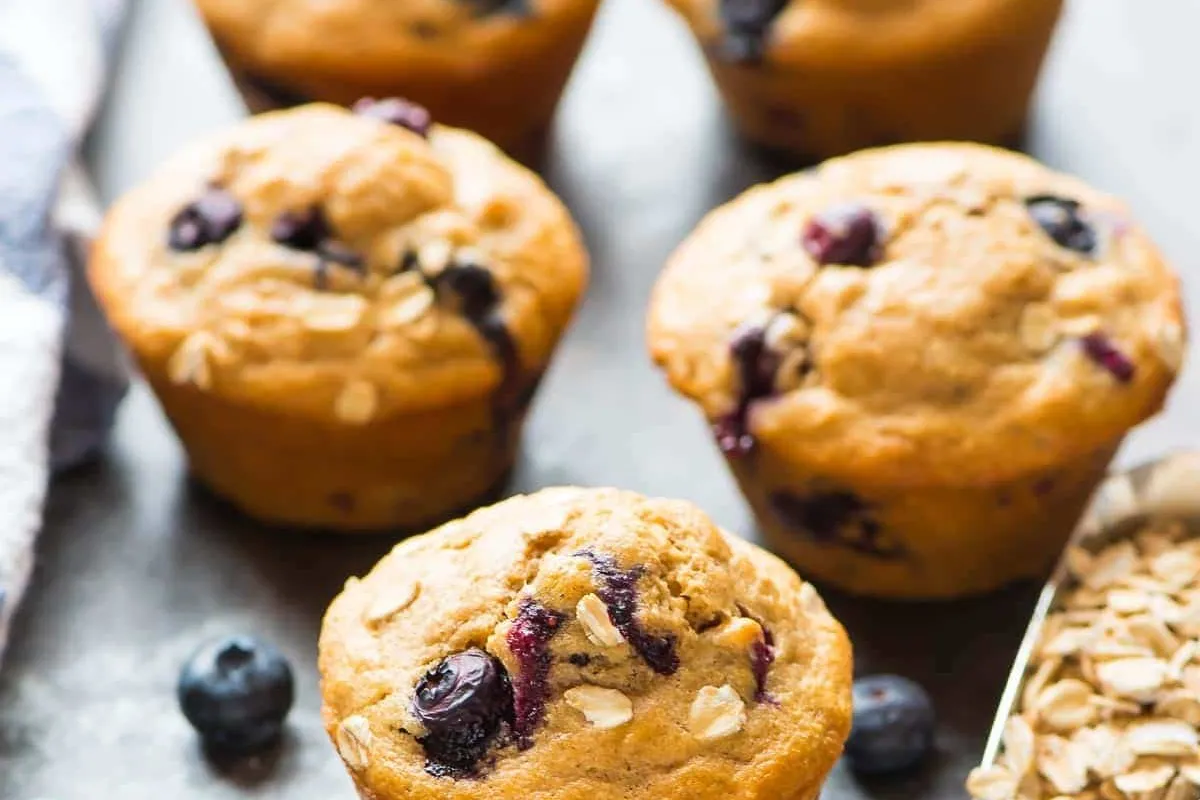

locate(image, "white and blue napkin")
[[0, 0, 130, 661]]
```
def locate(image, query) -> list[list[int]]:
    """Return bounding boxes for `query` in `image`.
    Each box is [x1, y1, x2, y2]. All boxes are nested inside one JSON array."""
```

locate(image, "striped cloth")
[[0, 0, 129, 661]]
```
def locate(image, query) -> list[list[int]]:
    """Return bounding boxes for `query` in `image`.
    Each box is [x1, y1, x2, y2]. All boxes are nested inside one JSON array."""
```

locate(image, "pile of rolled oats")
[[968, 518, 1200, 800]]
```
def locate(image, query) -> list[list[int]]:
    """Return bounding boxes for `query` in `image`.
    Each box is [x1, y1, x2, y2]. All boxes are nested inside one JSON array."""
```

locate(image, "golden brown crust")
[[90, 103, 587, 421], [194, 0, 601, 149], [89, 103, 586, 529], [647, 143, 1184, 487], [664, 0, 1064, 157], [319, 487, 853, 799]]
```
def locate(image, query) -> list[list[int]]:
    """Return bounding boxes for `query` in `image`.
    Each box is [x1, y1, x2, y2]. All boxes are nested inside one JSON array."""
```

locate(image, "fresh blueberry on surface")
[[168, 188, 243, 252], [177, 636, 295, 755], [352, 97, 433, 138], [412, 648, 514, 776], [802, 203, 883, 267], [845, 674, 936, 774], [1025, 195, 1097, 256]]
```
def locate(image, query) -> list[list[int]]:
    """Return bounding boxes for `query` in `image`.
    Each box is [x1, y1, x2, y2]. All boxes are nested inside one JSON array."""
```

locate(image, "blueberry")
[[712, 323, 780, 458], [577, 551, 679, 676], [846, 675, 936, 774], [718, 0, 788, 64], [802, 203, 883, 267], [271, 206, 331, 251], [1025, 195, 1097, 256], [352, 97, 433, 138], [270, 206, 364, 287], [177, 636, 295, 755], [457, 0, 530, 17], [432, 262, 501, 320], [1080, 332, 1135, 383], [769, 491, 907, 560], [412, 648, 514, 776], [168, 188, 243, 251], [505, 601, 565, 745]]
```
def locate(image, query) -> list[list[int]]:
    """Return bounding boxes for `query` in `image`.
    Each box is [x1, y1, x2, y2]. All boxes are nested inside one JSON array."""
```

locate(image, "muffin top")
[[319, 487, 852, 800], [647, 143, 1184, 485], [669, 0, 1062, 65], [90, 101, 586, 423], [196, 0, 598, 92]]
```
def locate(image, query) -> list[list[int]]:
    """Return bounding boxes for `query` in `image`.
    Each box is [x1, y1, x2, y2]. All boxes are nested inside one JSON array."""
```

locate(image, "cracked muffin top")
[[89, 101, 586, 423], [318, 487, 852, 800], [647, 143, 1185, 485]]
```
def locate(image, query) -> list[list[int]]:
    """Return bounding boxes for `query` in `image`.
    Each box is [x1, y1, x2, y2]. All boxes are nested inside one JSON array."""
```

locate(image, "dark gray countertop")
[[3, 0, 1198, 797]]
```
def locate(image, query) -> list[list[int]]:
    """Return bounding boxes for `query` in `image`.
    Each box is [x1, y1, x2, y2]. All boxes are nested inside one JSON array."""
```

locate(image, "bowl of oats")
[[968, 451, 1200, 800]]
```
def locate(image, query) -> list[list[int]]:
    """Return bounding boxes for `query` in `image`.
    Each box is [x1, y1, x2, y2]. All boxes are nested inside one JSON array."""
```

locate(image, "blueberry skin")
[[845, 675, 935, 774], [177, 636, 295, 755]]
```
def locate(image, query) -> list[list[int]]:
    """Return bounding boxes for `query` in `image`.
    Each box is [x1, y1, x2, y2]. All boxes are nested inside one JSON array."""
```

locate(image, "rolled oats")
[[364, 581, 420, 625], [1020, 303, 1060, 353], [968, 766, 1021, 800], [336, 715, 372, 771], [969, 519, 1200, 800], [168, 331, 223, 389], [563, 685, 633, 730], [713, 617, 765, 650], [1152, 318, 1186, 374], [576, 593, 625, 648], [1035, 679, 1097, 731], [689, 685, 747, 741]]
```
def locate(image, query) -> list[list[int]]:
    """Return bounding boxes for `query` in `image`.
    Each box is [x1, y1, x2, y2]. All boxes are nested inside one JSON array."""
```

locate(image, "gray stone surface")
[[3, 0, 1199, 797]]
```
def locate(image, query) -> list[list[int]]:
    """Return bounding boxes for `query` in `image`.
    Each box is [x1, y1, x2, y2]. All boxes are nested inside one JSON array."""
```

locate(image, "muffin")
[[647, 142, 1185, 599], [89, 100, 588, 531], [193, 0, 602, 155], [319, 487, 853, 799], [662, 0, 1064, 159]]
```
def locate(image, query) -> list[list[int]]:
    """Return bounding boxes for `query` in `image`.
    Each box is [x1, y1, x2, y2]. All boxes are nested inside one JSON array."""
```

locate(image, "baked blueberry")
[[718, 0, 788, 64], [353, 97, 433, 138], [271, 206, 331, 251], [1081, 332, 1135, 383], [412, 648, 514, 776], [802, 203, 883, 267], [177, 635, 295, 755], [506, 600, 565, 745], [459, 0, 530, 17], [432, 262, 502, 320], [845, 675, 936, 774], [769, 491, 907, 560], [579, 551, 680, 676], [750, 624, 776, 703], [1025, 195, 1097, 256], [714, 323, 779, 457], [168, 188, 243, 252]]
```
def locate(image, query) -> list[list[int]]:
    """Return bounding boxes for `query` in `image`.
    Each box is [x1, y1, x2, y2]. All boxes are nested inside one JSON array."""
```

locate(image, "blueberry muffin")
[[319, 487, 852, 799], [193, 0, 602, 155], [647, 143, 1185, 599], [662, 0, 1064, 159], [89, 101, 588, 531]]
